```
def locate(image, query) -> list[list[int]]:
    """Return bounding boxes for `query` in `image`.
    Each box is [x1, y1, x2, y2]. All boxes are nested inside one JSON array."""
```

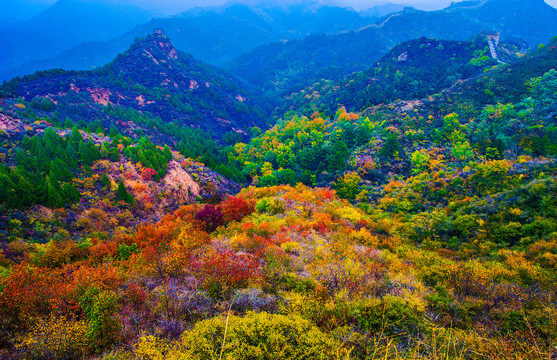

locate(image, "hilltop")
[[0, 32, 268, 146], [279, 36, 495, 116]]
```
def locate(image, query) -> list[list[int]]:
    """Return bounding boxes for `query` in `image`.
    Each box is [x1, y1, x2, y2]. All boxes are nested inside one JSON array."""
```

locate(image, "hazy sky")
[[4, 0, 557, 19]]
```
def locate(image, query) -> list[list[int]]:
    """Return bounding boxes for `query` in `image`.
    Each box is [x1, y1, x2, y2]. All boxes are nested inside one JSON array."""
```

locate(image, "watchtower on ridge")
[[483, 31, 500, 47], [481, 31, 503, 62]]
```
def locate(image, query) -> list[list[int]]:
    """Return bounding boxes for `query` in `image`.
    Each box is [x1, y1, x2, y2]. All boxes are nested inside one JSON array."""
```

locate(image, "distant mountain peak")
[[137, 30, 178, 59], [109, 30, 184, 81], [1, 29, 268, 139], [143, 30, 179, 60]]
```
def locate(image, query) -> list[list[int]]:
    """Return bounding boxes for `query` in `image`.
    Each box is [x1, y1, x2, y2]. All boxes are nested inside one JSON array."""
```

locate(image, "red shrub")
[[191, 249, 261, 298], [141, 167, 156, 181], [221, 195, 256, 223], [0, 265, 72, 329], [89, 238, 118, 263]]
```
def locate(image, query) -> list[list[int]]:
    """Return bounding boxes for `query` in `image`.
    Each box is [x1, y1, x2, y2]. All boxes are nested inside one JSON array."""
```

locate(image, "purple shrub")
[[195, 204, 224, 232], [231, 288, 280, 314]]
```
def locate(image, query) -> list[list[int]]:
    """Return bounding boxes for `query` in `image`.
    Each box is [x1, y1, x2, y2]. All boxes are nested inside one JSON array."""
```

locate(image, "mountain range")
[[7, 0, 556, 85], [226, 0, 557, 95], [0, 1, 378, 81], [0, 0, 153, 78]]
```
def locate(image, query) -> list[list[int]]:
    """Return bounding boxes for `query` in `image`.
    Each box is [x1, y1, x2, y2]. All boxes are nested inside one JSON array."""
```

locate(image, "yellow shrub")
[[349, 228, 380, 248], [280, 241, 301, 253], [15, 315, 89, 359], [179, 311, 347, 360]]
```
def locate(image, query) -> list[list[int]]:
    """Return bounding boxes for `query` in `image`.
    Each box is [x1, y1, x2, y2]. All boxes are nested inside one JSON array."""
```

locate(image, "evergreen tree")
[[14, 149, 35, 172], [117, 180, 134, 205], [100, 143, 110, 159], [66, 142, 79, 169], [42, 128, 62, 148], [101, 174, 111, 189], [21, 135, 32, 150], [109, 148, 120, 162], [379, 133, 404, 159], [328, 140, 349, 173], [86, 140, 100, 163], [163, 145, 173, 161], [63, 117, 74, 129], [109, 126, 119, 138], [39, 98, 55, 111], [63, 183, 81, 203], [50, 159, 74, 182], [34, 140, 50, 174], [46, 173, 64, 208], [71, 125, 84, 144], [50, 115, 60, 127], [0, 171, 19, 208], [78, 141, 89, 165]]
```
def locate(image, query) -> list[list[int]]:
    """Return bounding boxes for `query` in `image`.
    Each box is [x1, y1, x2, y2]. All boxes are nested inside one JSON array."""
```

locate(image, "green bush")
[[79, 288, 121, 352], [255, 198, 285, 215], [180, 311, 343, 359], [117, 243, 139, 260]]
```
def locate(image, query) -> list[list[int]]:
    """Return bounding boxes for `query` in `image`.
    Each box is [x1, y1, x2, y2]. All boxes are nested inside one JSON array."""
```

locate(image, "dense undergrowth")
[[0, 174, 556, 358], [0, 34, 556, 359]]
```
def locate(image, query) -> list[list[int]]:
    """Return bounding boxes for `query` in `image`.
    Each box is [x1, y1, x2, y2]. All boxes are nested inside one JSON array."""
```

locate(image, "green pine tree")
[[117, 180, 134, 205], [63, 183, 81, 203], [71, 125, 84, 144], [328, 140, 349, 173], [46, 174, 64, 208], [163, 145, 173, 161], [101, 174, 111, 189]]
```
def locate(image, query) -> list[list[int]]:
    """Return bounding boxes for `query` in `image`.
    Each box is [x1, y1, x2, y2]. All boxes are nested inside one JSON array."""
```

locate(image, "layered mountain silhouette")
[[0, 2, 376, 81], [278, 34, 557, 117], [278, 37, 491, 116], [0, 0, 153, 78]]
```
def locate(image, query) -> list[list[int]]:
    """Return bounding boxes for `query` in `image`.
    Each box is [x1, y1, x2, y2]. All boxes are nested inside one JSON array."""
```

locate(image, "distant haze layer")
[[3, 0, 557, 19]]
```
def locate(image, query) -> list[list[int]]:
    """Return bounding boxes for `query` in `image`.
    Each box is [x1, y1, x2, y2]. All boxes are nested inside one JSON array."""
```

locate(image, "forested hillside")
[[0, 2, 556, 359], [0, 32, 269, 174]]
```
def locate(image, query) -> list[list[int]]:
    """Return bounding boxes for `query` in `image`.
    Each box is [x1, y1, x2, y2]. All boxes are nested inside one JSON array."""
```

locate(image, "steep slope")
[[448, 35, 557, 106], [278, 37, 496, 116], [226, 0, 557, 95], [0, 110, 240, 242], [0, 0, 153, 79], [0, 3, 377, 81], [0, 32, 268, 143]]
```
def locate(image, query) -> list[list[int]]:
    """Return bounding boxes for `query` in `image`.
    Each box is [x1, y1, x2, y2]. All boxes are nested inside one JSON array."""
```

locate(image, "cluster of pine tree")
[[107, 105, 223, 170], [0, 127, 94, 209], [122, 136, 172, 181]]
